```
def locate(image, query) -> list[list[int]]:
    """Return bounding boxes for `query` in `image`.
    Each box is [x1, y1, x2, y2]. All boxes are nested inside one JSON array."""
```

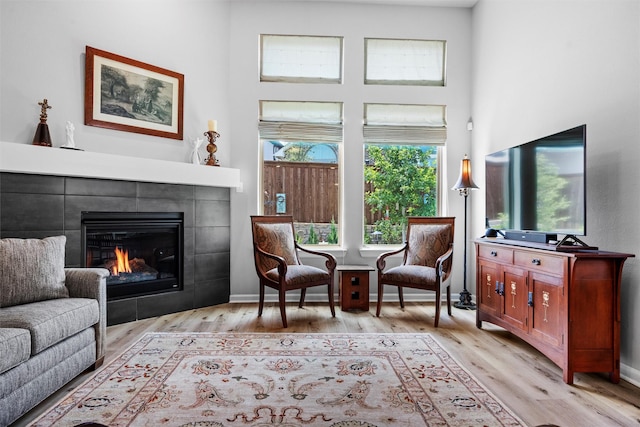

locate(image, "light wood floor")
[[14, 302, 640, 426]]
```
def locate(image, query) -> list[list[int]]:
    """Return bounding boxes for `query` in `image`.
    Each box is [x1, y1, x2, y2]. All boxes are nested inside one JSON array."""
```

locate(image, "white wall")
[[471, 0, 640, 384], [228, 1, 473, 302], [0, 0, 231, 165]]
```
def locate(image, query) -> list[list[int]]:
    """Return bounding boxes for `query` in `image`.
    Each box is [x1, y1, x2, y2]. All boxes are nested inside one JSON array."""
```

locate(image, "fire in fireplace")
[[81, 212, 184, 300]]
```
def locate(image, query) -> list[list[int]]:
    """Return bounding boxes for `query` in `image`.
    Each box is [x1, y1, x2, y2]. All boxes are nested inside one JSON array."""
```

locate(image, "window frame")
[[259, 100, 343, 246], [362, 102, 447, 246]]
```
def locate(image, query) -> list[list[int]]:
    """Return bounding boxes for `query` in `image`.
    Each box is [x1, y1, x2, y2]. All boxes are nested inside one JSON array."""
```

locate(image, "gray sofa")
[[0, 236, 108, 426]]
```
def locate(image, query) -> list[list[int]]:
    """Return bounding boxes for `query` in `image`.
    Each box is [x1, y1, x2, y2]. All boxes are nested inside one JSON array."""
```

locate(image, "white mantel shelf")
[[0, 141, 241, 188]]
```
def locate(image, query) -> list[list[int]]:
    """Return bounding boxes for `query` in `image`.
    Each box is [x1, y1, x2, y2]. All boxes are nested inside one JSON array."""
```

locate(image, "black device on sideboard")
[[481, 217, 505, 239], [503, 230, 557, 244]]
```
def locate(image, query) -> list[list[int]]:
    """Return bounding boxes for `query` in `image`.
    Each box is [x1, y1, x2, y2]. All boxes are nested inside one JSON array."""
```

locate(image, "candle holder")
[[204, 130, 220, 166]]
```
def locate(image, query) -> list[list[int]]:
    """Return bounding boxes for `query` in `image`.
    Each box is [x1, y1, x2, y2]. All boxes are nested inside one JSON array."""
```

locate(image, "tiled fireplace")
[[0, 142, 240, 326], [0, 171, 232, 326]]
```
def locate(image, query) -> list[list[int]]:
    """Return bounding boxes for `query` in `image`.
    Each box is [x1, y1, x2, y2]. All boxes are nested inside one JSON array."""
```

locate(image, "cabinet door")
[[477, 260, 501, 318], [502, 265, 528, 332], [529, 271, 564, 349]]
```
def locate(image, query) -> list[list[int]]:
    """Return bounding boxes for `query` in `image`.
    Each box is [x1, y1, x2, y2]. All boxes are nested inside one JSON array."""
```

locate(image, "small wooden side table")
[[336, 265, 374, 311]]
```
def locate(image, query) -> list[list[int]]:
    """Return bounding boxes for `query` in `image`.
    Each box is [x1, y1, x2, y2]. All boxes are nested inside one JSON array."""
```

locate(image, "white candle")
[[208, 120, 217, 132]]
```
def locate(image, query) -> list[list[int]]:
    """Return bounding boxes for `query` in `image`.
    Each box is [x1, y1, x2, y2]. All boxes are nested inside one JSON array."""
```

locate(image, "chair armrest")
[[434, 244, 454, 278], [255, 245, 288, 276], [295, 243, 337, 271], [376, 243, 408, 271], [65, 268, 109, 364]]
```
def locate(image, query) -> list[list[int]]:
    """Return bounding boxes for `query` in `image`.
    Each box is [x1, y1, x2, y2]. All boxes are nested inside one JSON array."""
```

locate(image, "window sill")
[[296, 245, 404, 261], [297, 245, 347, 259], [359, 245, 404, 259]]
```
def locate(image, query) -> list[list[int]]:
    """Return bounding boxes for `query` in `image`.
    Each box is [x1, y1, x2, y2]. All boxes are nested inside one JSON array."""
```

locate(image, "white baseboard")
[[227, 293, 639, 387], [621, 363, 640, 388]]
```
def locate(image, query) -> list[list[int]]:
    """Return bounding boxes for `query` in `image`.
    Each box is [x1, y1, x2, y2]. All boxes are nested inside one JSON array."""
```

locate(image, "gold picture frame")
[[84, 46, 184, 140]]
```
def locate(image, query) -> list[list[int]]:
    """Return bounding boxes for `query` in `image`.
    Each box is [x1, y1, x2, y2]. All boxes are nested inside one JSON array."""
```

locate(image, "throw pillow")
[[0, 236, 69, 307]]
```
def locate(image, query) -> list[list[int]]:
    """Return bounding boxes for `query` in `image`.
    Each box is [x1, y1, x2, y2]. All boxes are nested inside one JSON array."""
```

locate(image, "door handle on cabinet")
[[528, 291, 534, 307]]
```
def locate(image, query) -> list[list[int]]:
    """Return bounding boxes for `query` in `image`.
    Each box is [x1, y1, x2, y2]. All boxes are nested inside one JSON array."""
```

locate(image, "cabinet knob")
[[531, 258, 541, 265], [528, 291, 534, 307], [490, 250, 498, 257]]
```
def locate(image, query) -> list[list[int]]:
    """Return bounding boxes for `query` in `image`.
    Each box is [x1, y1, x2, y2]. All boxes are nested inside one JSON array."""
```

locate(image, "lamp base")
[[454, 288, 476, 310]]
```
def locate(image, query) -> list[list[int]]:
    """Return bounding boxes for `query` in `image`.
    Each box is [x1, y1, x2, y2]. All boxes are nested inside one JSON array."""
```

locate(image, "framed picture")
[[85, 46, 184, 140]]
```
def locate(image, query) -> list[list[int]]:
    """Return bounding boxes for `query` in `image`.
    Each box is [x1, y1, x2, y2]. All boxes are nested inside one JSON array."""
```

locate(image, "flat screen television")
[[485, 124, 586, 241]]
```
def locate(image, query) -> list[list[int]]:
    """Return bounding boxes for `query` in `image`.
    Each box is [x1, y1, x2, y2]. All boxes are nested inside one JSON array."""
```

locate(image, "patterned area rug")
[[32, 333, 525, 426]]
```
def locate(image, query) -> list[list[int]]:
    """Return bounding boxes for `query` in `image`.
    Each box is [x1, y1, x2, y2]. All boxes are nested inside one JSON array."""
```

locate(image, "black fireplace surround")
[[0, 172, 231, 325], [82, 212, 184, 300]]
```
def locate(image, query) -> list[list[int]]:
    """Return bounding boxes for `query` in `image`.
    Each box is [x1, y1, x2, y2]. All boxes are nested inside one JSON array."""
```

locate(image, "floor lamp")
[[452, 154, 478, 310]]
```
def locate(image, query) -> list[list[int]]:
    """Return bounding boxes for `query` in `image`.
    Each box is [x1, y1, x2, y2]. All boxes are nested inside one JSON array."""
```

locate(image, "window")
[[260, 101, 342, 245], [260, 35, 343, 84], [365, 38, 446, 86], [363, 104, 447, 244]]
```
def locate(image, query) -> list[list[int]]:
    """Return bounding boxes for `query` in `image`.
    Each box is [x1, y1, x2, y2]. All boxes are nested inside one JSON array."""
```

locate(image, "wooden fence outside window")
[[263, 161, 382, 225]]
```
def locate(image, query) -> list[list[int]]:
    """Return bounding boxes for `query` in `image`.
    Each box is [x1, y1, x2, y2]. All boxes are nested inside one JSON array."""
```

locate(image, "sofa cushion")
[[0, 298, 98, 355], [0, 236, 68, 307], [0, 327, 95, 401], [0, 328, 31, 375]]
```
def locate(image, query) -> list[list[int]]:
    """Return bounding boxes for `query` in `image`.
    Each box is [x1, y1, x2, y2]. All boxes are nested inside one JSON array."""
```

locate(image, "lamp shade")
[[452, 154, 478, 190]]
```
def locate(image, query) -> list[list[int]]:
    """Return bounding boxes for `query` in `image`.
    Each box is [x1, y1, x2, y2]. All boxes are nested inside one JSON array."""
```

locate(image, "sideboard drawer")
[[478, 245, 513, 262], [514, 250, 564, 274]]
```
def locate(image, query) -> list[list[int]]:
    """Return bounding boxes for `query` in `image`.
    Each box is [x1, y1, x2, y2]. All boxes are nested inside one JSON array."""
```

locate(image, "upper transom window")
[[365, 38, 446, 86], [260, 35, 343, 84]]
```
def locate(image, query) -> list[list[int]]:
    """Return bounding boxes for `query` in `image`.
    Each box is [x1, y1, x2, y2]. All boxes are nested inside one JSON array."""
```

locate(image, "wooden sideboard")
[[474, 238, 633, 384]]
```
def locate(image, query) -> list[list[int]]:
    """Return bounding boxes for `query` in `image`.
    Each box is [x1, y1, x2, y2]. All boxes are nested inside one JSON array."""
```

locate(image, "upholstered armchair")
[[250, 215, 336, 328], [376, 216, 455, 327]]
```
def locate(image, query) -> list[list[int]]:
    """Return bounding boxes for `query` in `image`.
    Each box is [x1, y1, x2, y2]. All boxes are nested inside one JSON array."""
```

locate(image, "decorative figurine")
[[63, 121, 76, 148], [32, 99, 53, 146], [190, 137, 204, 165]]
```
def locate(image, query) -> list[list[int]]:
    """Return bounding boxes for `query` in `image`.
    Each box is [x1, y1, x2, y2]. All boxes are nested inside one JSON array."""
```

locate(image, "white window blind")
[[260, 35, 343, 83], [259, 101, 343, 143], [363, 103, 447, 144], [365, 38, 446, 86]]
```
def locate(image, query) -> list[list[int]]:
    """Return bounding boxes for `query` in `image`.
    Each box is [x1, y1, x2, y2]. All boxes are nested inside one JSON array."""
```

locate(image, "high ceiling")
[[244, 0, 478, 7]]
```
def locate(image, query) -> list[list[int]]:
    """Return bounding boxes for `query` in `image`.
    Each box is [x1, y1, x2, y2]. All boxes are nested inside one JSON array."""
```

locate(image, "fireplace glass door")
[[82, 212, 184, 300]]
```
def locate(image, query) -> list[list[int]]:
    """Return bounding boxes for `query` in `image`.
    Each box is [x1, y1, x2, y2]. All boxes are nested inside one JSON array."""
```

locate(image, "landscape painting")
[[85, 46, 184, 140]]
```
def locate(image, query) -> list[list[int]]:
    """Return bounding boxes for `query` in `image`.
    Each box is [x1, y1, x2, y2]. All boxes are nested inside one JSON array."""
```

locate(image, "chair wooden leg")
[[446, 285, 452, 316], [434, 287, 441, 328], [398, 287, 405, 308], [279, 289, 288, 328], [258, 281, 265, 317], [376, 281, 384, 317], [328, 283, 336, 317], [299, 288, 306, 308]]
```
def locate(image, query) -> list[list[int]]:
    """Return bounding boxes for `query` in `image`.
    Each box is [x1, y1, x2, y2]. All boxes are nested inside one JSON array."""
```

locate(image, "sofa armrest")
[[65, 268, 109, 366]]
